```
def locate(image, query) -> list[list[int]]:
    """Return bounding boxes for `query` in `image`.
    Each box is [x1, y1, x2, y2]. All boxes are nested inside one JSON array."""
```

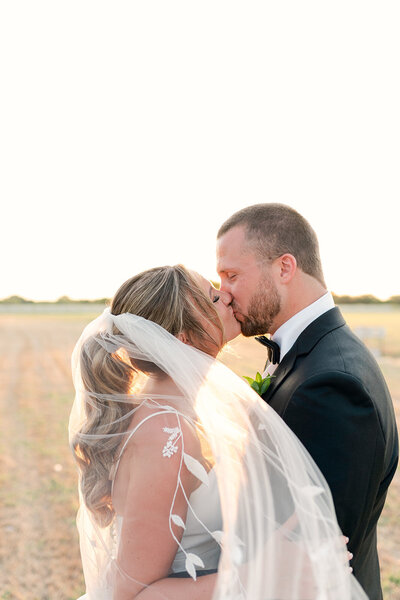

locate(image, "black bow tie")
[[255, 336, 281, 365]]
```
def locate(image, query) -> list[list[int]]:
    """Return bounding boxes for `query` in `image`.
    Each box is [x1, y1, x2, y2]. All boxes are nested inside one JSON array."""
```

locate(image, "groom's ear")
[[277, 253, 297, 284]]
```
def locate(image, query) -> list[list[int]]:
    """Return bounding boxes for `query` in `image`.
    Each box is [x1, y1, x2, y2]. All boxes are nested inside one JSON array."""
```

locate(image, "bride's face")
[[195, 274, 241, 345]]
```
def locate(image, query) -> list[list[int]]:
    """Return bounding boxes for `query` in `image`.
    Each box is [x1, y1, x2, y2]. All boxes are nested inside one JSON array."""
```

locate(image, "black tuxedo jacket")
[[261, 307, 398, 600]]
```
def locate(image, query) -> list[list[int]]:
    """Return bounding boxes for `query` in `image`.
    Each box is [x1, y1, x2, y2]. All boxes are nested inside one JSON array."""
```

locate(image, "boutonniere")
[[243, 371, 273, 396]]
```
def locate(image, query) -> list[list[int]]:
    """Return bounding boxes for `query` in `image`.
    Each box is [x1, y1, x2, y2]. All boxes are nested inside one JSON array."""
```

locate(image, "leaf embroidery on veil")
[[171, 514, 186, 529], [183, 453, 209, 486], [157, 411, 222, 580], [185, 553, 205, 580], [162, 426, 180, 458]]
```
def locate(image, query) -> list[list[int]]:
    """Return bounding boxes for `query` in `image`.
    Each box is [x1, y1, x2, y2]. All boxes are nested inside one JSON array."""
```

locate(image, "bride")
[[69, 265, 367, 599]]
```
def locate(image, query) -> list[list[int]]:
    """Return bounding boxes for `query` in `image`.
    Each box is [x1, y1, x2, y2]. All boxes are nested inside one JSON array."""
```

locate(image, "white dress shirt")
[[263, 291, 335, 377]]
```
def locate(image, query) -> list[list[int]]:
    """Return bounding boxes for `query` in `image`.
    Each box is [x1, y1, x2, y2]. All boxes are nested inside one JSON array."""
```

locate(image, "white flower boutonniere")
[[243, 371, 273, 396]]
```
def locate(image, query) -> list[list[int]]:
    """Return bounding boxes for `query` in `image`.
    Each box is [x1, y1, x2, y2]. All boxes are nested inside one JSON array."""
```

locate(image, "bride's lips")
[[233, 310, 244, 322]]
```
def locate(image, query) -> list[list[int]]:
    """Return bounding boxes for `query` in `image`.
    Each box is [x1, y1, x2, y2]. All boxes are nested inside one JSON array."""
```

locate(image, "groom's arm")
[[282, 371, 386, 555]]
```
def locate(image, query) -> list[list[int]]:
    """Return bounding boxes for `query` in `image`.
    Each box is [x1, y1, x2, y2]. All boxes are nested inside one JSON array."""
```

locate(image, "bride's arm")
[[134, 572, 216, 599], [113, 412, 217, 600]]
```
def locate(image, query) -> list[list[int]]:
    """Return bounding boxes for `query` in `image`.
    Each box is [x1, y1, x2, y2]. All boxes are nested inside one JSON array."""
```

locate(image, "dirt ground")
[[0, 315, 86, 600], [0, 313, 399, 599]]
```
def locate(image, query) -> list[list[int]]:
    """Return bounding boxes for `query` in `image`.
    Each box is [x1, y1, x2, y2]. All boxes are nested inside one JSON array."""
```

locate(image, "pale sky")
[[1, 1, 399, 302]]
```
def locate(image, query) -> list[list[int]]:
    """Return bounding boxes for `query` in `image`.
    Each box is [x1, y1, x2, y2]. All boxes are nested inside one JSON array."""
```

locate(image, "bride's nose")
[[219, 289, 232, 305]]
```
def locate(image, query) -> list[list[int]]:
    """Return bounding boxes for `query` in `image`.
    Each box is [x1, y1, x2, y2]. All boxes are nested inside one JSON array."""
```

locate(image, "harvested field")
[[0, 308, 399, 599]]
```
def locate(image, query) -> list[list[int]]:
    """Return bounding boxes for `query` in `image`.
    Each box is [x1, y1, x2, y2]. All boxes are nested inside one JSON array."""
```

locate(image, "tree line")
[[0, 295, 109, 305], [1, 293, 400, 305]]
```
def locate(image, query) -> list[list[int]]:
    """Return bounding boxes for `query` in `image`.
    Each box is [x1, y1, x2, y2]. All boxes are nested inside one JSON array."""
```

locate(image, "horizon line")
[[1, 292, 399, 305]]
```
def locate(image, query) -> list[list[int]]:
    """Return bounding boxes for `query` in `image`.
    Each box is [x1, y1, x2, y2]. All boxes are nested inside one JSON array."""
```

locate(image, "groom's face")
[[216, 226, 281, 336]]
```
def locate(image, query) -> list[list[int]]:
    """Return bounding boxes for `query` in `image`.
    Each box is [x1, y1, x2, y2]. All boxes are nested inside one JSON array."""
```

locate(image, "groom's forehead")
[[216, 239, 255, 273], [217, 227, 248, 255], [217, 227, 246, 256]]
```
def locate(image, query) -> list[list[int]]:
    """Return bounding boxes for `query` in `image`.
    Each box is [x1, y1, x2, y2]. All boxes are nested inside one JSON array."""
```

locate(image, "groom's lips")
[[233, 310, 244, 322]]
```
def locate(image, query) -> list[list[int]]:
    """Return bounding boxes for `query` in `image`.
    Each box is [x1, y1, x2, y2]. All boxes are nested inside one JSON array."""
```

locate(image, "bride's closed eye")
[[212, 295, 220, 304]]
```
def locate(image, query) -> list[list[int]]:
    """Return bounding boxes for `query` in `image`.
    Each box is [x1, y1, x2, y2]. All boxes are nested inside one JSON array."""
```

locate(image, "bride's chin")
[[224, 324, 241, 342]]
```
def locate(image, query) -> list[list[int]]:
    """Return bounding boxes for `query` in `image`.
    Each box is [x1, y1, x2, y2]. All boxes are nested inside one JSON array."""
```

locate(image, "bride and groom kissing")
[[71, 203, 398, 600]]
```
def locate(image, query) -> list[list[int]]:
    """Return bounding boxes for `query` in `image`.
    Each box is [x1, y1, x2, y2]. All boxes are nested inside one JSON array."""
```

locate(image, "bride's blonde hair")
[[72, 265, 223, 527]]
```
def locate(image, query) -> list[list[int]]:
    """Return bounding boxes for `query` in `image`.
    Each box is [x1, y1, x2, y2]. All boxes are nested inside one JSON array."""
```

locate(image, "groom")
[[216, 203, 398, 600]]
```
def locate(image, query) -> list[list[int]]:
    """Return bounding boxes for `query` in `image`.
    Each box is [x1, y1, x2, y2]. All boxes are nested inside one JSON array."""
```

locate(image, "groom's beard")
[[237, 280, 281, 337]]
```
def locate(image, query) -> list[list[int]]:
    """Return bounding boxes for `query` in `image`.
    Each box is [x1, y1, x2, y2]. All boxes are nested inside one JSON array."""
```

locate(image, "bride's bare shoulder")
[[113, 400, 203, 512], [123, 398, 201, 460]]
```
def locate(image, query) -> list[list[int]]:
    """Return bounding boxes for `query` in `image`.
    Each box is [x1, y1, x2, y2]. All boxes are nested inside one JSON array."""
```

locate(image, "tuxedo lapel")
[[263, 345, 297, 400], [262, 307, 346, 403]]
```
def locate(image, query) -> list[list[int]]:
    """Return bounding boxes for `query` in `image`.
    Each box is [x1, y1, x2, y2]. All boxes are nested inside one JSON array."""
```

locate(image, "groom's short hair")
[[217, 203, 326, 286]]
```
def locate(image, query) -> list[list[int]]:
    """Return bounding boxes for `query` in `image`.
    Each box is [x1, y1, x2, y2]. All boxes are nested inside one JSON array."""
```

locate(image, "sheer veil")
[[69, 308, 367, 599]]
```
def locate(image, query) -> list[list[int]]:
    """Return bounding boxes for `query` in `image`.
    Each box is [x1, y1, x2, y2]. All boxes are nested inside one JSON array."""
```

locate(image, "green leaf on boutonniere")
[[260, 377, 272, 395], [243, 371, 273, 396]]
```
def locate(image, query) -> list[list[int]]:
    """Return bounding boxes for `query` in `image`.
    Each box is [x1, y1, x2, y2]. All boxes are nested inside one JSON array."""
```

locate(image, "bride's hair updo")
[[72, 265, 223, 527]]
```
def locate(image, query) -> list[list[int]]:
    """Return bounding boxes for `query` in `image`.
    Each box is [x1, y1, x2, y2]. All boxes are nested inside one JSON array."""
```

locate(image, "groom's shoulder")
[[298, 307, 376, 367], [315, 311, 379, 364], [294, 308, 391, 405]]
